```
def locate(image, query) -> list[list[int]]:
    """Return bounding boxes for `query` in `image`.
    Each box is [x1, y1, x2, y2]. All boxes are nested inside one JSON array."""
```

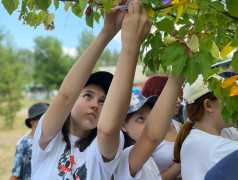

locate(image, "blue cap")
[[128, 93, 158, 114]]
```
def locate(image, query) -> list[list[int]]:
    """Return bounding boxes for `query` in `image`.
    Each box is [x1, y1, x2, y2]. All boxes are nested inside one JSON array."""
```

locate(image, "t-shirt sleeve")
[[11, 141, 24, 177], [114, 146, 143, 180], [90, 130, 125, 174], [32, 114, 62, 168]]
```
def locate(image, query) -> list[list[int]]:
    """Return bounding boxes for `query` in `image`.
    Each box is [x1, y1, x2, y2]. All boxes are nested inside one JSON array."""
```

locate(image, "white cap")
[[183, 74, 224, 104]]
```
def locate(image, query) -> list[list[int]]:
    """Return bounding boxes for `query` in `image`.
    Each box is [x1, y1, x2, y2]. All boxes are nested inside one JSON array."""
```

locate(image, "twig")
[[209, 5, 238, 21]]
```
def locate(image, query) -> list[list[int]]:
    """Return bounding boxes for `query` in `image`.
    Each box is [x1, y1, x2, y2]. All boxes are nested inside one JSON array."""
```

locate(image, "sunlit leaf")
[[187, 35, 199, 52], [220, 41, 236, 59], [210, 41, 219, 59], [230, 85, 238, 97], [221, 75, 238, 88]]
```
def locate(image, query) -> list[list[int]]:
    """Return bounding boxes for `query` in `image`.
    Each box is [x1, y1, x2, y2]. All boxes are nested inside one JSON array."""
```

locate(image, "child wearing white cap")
[[173, 74, 238, 180]]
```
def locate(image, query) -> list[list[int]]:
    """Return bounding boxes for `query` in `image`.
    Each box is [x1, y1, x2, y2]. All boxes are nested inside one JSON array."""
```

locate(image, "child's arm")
[[39, 11, 125, 149], [97, 0, 153, 161], [129, 73, 185, 175]]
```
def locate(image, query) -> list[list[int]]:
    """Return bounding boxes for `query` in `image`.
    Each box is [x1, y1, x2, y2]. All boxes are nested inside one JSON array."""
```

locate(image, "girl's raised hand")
[[103, 10, 125, 38], [121, 0, 153, 50]]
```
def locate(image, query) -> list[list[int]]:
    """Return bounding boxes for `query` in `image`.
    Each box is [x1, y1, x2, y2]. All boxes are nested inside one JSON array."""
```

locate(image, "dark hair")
[[61, 114, 97, 152], [142, 75, 168, 97], [173, 92, 217, 163], [122, 113, 136, 149]]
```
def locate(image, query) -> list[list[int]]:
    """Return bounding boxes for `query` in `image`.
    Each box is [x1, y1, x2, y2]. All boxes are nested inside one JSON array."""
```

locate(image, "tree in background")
[[0, 30, 23, 128], [34, 36, 70, 98], [76, 30, 119, 67]]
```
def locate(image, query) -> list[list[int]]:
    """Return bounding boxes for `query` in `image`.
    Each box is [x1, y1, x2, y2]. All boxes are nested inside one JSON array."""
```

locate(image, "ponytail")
[[173, 122, 194, 163]]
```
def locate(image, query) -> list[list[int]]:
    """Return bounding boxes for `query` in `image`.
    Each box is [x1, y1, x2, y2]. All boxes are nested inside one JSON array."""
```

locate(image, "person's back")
[[11, 102, 49, 180]]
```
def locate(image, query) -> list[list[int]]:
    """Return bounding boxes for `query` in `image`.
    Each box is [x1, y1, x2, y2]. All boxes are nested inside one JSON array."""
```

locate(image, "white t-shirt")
[[181, 129, 238, 180], [114, 146, 162, 180], [152, 120, 180, 173], [31, 115, 124, 180]]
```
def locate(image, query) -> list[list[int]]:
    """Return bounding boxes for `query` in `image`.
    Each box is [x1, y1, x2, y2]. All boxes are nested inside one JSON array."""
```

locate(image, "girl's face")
[[70, 84, 106, 131], [122, 104, 152, 142]]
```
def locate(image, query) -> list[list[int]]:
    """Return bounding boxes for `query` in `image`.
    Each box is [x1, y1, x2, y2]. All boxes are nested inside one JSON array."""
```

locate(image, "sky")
[[0, 2, 122, 57]]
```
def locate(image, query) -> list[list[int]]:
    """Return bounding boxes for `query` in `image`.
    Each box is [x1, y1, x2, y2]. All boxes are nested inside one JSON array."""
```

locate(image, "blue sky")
[[0, 2, 121, 56]]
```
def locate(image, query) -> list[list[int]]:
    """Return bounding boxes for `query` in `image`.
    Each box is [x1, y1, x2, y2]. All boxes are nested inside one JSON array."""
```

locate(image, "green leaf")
[[156, 18, 174, 34], [210, 41, 219, 59], [204, 68, 220, 82], [172, 55, 188, 77], [26, 12, 36, 26], [72, 4, 83, 18], [161, 42, 185, 66], [195, 17, 205, 32], [80, 0, 89, 13], [199, 38, 213, 52], [64, 2, 72, 12], [35, 0, 51, 11], [36, 11, 47, 24], [231, 111, 238, 127], [198, 0, 210, 11], [226, 96, 238, 114], [187, 35, 199, 52], [151, 34, 162, 49], [230, 38, 238, 47], [86, 10, 94, 28], [141, 0, 149, 4], [54, 0, 59, 10], [94, 11, 100, 24], [44, 13, 55, 26], [226, 0, 238, 17], [27, 0, 34, 10], [2, 0, 19, 15], [102, 0, 112, 12], [221, 106, 231, 124], [210, 1, 224, 11], [183, 58, 199, 84], [178, 26, 187, 39], [194, 52, 213, 77], [21, 0, 28, 14], [231, 51, 238, 72]]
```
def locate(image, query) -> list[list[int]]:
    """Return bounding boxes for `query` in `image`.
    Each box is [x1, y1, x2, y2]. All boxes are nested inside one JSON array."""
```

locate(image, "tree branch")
[[209, 5, 238, 21]]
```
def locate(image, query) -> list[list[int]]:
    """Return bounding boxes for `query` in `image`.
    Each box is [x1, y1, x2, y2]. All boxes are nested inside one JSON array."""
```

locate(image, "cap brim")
[[128, 95, 158, 114]]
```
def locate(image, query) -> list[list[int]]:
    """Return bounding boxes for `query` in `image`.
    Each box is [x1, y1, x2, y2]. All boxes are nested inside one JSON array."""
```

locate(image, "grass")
[[0, 98, 51, 179]]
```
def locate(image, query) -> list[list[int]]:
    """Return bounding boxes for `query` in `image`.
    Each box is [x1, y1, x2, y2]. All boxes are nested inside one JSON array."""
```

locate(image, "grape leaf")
[[194, 52, 213, 77], [86, 10, 94, 28], [156, 18, 174, 34], [172, 54, 188, 77], [64, 2, 72, 12], [226, 0, 238, 17], [2, 0, 19, 15], [54, 0, 59, 10], [231, 51, 238, 72], [35, 0, 51, 11], [161, 42, 185, 66], [183, 58, 199, 84]]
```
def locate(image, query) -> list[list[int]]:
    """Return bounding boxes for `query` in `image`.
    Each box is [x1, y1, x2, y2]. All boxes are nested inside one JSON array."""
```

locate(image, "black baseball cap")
[[85, 71, 113, 94], [25, 102, 50, 128]]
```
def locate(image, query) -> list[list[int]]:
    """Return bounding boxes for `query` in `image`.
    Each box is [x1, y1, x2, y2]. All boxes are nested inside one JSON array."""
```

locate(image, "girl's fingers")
[[127, 4, 134, 15], [140, 1, 147, 15], [133, 0, 141, 14]]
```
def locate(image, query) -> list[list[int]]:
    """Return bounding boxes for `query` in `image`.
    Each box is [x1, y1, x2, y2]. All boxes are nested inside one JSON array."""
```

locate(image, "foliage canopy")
[[2, 0, 238, 125]]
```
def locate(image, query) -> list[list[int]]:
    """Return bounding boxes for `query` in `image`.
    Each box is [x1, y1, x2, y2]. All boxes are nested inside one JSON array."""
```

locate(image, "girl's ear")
[[203, 99, 213, 114], [121, 123, 128, 132]]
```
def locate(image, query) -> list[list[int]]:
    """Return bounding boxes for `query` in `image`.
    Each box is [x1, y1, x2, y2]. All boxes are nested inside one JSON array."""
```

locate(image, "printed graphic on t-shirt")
[[57, 147, 87, 180]]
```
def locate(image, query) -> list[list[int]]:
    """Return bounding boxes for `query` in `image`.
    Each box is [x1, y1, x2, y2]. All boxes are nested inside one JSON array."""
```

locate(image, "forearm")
[[161, 163, 181, 180], [97, 47, 140, 159], [144, 73, 184, 143]]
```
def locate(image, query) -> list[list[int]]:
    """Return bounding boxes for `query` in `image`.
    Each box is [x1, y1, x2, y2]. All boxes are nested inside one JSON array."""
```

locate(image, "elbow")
[[143, 127, 165, 145]]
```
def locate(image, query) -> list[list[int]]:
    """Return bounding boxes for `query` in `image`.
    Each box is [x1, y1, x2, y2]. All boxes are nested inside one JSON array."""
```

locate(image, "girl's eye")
[[84, 94, 91, 99], [99, 99, 105, 105], [137, 117, 144, 122]]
